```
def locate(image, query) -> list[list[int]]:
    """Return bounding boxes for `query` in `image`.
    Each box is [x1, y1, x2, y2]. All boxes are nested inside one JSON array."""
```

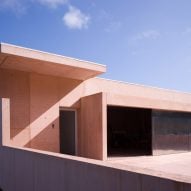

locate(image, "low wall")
[[1, 98, 191, 191], [0, 146, 191, 191]]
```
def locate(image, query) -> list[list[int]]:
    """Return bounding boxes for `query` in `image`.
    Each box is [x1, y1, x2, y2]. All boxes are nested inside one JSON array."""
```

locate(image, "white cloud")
[[63, 6, 90, 29], [36, 0, 67, 9], [0, 0, 67, 13], [133, 30, 161, 41], [0, 0, 26, 14], [0, 0, 91, 30]]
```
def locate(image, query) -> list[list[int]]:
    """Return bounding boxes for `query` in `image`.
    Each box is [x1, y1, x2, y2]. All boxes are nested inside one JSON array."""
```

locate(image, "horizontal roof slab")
[[0, 43, 106, 80]]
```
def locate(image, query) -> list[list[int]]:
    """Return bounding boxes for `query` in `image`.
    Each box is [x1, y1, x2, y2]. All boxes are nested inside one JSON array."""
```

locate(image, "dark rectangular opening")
[[107, 106, 152, 157], [152, 110, 191, 155], [59, 109, 76, 155]]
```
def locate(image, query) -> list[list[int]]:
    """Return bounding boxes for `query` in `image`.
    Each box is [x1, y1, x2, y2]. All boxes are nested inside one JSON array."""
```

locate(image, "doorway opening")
[[107, 106, 152, 157], [59, 109, 77, 156]]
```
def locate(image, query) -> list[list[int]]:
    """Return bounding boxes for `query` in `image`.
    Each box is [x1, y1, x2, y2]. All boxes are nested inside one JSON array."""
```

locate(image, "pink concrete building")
[[1, 43, 191, 190]]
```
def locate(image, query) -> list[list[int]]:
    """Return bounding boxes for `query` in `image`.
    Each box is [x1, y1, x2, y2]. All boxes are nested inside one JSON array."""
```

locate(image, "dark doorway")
[[60, 109, 76, 155], [107, 106, 152, 157]]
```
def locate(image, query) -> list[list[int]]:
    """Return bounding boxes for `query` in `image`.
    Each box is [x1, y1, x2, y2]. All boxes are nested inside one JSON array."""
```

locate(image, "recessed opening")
[[107, 106, 152, 157], [59, 109, 77, 156]]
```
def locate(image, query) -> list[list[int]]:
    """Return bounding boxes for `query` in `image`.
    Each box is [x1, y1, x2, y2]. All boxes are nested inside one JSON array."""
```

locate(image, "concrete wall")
[[0, 69, 30, 143], [152, 110, 191, 155], [1, 145, 191, 191], [1, 98, 191, 190], [28, 74, 82, 152], [85, 78, 191, 112], [2, 67, 191, 159], [0, 99, 2, 146], [80, 93, 107, 160], [0, 69, 83, 152], [0, 98, 10, 147]]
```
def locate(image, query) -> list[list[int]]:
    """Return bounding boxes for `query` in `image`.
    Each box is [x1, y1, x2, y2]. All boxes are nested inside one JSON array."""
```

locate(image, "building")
[[0, 43, 191, 190]]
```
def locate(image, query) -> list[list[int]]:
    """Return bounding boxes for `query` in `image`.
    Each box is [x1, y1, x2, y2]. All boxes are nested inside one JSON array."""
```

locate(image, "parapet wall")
[[0, 146, 191, 191], [1, 98, 191, 191]]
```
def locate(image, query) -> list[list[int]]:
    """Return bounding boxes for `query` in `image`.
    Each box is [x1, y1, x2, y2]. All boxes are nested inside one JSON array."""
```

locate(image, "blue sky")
[[0, 0, 191, 92]]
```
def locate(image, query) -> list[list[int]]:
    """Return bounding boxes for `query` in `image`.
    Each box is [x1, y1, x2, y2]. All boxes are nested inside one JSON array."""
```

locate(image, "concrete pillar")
[[0, 98, 10, 146], [0, 99, 2, 147]]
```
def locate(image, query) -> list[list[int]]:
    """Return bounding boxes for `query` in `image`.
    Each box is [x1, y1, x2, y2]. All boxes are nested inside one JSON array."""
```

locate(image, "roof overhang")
[[0, 43, 106, 80]]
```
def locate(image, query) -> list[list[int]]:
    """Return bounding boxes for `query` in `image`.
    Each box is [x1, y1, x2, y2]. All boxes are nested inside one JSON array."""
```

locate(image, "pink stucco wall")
[[1, 98, 191, 191], [0, 68, 83, 152], [1, 67, 191, 159]]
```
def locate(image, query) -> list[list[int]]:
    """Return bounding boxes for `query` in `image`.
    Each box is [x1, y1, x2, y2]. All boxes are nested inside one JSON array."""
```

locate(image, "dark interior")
[[60, 110, 76, 155], [107, 106, 152, 157]]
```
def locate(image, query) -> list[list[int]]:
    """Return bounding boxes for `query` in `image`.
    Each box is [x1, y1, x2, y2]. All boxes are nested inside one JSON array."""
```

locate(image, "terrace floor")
[[108, 152, 191, 183]]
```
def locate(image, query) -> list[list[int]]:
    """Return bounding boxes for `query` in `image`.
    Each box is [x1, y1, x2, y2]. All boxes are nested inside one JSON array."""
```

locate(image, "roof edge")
[[96, 77, 191, 96], [0, 42, 106, 73]]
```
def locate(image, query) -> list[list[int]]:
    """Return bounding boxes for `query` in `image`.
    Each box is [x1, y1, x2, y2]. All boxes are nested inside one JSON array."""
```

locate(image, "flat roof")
[[0, 43, 106, 80]]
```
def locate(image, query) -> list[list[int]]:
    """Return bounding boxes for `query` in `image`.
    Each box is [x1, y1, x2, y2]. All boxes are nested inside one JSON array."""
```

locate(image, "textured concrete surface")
[[80, 93, 107, 160], [2, 43, 191, 160], [0, 43, 106, 80], [1, 97, 191, 190], [0, 145, 191, 191], [152, 110, 191, 155], [108, 152, 191, 183], [85, 77, 191, 112], [0, 69, 83, 152]]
